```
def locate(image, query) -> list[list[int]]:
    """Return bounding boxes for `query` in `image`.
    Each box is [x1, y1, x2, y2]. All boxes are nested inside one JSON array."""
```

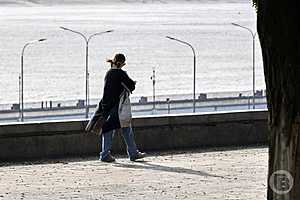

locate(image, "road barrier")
[[0, 110, 268, 161]]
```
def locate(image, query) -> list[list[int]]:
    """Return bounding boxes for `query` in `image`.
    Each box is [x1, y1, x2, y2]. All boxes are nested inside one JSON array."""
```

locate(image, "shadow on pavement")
[[112, 160, 224, 178]]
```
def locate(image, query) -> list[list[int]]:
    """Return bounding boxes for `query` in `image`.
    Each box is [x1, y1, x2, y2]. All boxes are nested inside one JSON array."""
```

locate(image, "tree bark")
[[257, 1, 300, 199]]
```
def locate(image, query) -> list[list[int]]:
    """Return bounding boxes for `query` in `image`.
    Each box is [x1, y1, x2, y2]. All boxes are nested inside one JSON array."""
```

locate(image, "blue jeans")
[[100, 127, 138, 160]]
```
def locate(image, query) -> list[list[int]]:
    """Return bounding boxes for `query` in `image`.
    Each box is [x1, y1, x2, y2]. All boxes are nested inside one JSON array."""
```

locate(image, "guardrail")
[[0, 95, 267, 123]]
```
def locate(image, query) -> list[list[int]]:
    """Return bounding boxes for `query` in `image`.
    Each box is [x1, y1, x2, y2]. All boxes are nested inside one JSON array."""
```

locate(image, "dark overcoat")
[[101, 68, 135, 133]]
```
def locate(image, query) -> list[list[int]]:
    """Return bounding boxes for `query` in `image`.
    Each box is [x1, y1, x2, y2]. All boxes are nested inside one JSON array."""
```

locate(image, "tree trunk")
[[257, 1, 300, 199]]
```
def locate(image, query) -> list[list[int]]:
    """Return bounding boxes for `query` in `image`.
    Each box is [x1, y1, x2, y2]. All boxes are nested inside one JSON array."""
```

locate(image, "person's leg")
[[100, 130, 114, 161], [121, 126, 138, 158]]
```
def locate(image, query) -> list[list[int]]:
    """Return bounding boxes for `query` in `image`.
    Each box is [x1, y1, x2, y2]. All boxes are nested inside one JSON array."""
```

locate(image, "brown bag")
[[85, 101, 106, 135]]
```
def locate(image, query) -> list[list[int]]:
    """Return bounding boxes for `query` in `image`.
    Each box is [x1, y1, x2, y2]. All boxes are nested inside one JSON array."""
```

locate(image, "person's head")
[[107, 53, 126, 68]]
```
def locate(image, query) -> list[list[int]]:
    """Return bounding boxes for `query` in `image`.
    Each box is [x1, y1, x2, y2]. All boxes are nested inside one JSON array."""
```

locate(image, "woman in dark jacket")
[[100, 53, 146, 162]]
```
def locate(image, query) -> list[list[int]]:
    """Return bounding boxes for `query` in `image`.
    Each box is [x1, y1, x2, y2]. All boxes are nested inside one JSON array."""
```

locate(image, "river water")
[[0, 0, 264, 106]]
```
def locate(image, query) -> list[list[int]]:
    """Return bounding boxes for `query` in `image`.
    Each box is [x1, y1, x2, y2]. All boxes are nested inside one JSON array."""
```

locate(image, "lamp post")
[[20, 38, 47, 122], [232, 23, 257, 109], [60, 27, 113, 118], [150, 68, 156, 112], [166, 36, 196, 113]]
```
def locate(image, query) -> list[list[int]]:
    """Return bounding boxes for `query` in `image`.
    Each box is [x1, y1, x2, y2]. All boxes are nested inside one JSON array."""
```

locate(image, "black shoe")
[[101, 154, 116, 163], [130, 152, 146, 161]]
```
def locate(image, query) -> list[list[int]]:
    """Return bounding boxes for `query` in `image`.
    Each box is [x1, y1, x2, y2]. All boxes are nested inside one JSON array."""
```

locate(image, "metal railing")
[[0, 90, 267, 122]]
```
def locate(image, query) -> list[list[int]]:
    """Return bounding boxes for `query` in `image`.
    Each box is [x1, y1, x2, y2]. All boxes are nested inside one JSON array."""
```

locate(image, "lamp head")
[[60, 26, 68, 30], [166, 36, 175, 40], [38, 38, 47, 42], [231, 23, 240, 27]]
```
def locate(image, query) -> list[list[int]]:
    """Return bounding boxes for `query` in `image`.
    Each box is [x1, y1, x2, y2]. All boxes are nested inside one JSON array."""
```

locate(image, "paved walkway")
[[0, 147, 268, 200]]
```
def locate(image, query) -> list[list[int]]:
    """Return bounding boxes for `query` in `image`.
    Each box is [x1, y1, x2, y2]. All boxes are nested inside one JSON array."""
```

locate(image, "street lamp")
[[60, 26, 113, 118], [166, 36, 197, 113], [150, 68, 156, 112], [20, 38, 47, 122], [232, 23, 257, 109]]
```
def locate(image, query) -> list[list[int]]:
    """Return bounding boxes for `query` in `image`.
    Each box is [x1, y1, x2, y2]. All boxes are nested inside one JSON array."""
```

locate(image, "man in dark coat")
[[100, 53, 146, 162]]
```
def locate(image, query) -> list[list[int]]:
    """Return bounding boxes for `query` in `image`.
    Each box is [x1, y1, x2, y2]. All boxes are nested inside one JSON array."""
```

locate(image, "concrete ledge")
[[0, 110, 269, 161]]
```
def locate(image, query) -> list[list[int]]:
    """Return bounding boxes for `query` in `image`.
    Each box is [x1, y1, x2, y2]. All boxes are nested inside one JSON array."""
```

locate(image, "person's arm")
[[101, 71, 116, 118], [120, 70, 136, 92]]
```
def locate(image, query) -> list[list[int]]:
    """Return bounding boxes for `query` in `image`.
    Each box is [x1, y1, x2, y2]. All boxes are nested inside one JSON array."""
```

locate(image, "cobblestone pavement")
[[0, 147, 268, 200]]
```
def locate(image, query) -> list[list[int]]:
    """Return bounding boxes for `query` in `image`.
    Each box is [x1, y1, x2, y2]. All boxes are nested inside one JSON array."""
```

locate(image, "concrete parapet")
[[0, 110, 268, 161]]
